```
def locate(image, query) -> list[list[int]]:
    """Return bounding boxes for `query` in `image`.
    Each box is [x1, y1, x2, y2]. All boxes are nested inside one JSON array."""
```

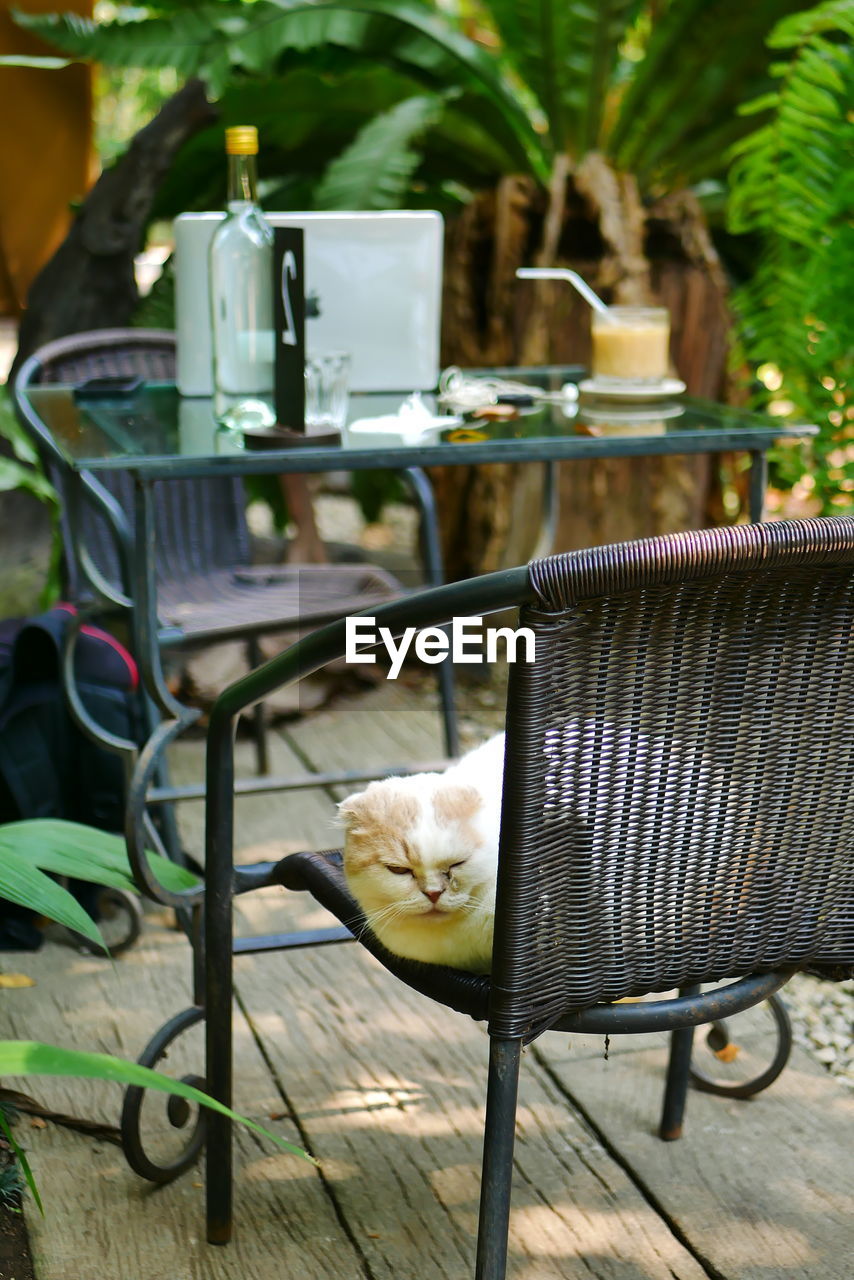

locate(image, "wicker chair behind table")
[[146, 514, 852, 1275], [13, 328, 458, 768]]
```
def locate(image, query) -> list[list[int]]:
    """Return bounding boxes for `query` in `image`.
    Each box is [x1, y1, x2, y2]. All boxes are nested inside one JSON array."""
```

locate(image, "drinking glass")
[[591, 307, 670, 385], [305, 352, 351, 432]]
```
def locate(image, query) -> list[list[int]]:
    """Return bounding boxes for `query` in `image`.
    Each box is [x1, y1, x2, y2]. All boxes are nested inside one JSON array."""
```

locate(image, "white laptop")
[[174, 210, 443, 395]]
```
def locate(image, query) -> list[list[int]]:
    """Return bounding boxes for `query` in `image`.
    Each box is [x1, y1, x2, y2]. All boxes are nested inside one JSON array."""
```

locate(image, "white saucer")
[[578, 377, 686, 401], [583, 402, 685, 422]]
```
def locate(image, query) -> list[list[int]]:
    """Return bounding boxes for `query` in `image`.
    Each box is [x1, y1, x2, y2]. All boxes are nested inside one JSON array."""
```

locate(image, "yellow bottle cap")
[[225, 126, 259, 156]]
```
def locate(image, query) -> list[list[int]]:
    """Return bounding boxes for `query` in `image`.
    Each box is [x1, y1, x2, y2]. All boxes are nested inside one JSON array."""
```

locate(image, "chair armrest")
[[209, 565, 533, 727]]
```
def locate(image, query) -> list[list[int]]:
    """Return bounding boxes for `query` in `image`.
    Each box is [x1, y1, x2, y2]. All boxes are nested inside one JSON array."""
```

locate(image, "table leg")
[[748, 450, 768, 523], [532, 461, 558, 558], [403, 467, 459, 757]]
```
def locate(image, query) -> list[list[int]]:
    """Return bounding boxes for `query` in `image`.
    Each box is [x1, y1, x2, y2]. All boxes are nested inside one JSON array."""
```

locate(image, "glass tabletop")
[[21, 366, 816, 480]]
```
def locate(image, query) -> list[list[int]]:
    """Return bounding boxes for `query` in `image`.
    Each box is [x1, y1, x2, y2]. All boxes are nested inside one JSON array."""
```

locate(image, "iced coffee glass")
[[591, 306, 670, 385]]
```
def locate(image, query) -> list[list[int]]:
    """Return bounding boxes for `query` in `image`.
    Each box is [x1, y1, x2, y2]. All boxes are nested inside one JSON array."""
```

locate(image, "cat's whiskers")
[[342, 899, 405, 943], [361, 900, 414, 936]]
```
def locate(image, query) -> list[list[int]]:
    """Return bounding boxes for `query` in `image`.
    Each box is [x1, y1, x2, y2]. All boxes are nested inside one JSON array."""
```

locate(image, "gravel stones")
[[784, 975, 853, 1087]]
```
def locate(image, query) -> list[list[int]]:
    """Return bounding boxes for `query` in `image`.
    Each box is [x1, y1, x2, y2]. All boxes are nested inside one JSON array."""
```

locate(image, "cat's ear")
[[337, 790, 371, 831], [433, 783, 481, 824]]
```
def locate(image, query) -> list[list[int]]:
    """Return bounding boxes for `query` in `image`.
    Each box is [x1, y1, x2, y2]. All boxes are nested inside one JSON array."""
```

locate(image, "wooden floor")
[[2, 683, 851, 1280]]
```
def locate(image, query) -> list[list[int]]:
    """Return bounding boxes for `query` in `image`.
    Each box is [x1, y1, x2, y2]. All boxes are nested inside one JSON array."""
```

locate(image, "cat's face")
[[339, 773, 497, 969]]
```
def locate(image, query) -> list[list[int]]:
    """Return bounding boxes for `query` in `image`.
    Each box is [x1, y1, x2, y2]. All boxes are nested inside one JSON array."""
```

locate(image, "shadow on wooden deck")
[[1, 683, 851, 1280]]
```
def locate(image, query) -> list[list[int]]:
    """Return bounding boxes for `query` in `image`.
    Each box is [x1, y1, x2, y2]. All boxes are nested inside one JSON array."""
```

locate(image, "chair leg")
[[659, 984, 700, 1141], [245, 637, 270, 775], [204, 832, 235, 1242], [475, 1037, 522, 1280]]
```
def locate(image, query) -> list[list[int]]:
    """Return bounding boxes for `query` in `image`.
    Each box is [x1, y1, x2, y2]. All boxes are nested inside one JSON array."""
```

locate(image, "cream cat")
[[340, 722, 731, 974], [339, 734, 505, 973]]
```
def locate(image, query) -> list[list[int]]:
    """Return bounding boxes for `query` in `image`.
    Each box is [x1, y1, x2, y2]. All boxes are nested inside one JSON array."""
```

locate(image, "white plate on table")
[[578, 377, 686, 401]]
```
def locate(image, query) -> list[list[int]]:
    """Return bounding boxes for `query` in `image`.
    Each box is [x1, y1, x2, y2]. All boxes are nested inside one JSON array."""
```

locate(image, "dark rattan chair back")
[[19, 328, 251, 600], [491, 518, 854, 1041]]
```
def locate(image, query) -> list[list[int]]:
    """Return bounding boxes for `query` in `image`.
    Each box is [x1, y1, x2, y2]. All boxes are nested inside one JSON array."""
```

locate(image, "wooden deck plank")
[[270, 693, 854, 1277], [283, 679, 448, 793], [166, 728, 342, 861], [234, 940, 710, 1280], [535, 1031, 854, 1280], [0, 914, 368, 1280]]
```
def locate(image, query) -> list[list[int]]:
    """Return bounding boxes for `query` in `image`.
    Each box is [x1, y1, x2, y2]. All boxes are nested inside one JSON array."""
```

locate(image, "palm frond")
[[14, 1, 547, 180], [12, 7, 228, 86], [486, 0, 639, 154], [609, 0, 806, 183], [234, 0, 549, 179]]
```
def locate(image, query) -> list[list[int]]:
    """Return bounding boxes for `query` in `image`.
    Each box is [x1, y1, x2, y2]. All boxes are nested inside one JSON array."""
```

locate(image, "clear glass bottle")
[[209, 125, 276, 430]]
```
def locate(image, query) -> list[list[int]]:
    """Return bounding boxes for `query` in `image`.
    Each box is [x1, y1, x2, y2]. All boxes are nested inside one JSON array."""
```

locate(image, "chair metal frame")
[[115, 515, 854, 1277]]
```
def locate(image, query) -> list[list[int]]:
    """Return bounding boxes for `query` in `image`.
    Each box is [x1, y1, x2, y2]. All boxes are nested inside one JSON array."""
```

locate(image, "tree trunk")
[[3, 79, 217, 615], [435, 158, 733, 577], [11, 77, 216, 380], [0, 0, 94, 317]]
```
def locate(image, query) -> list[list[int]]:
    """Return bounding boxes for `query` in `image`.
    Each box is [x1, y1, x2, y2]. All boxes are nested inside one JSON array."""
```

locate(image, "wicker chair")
[[11, 328, 458, 775], [120, 515, 854, 1275]]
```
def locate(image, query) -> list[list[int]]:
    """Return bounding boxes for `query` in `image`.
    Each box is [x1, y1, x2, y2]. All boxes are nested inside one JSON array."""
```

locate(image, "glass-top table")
[[14, 361, 820, 909], [19, 366, 816, 493], [17, 357, 819, 707]]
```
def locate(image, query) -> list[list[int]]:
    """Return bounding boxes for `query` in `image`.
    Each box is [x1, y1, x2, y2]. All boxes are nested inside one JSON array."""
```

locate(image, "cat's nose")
[[425, 888, 444, 904]]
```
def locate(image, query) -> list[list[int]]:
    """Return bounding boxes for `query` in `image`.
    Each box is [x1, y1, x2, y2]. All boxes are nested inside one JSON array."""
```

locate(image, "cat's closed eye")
[[385, 864, 412, 876], [448, 860, 468, 874]]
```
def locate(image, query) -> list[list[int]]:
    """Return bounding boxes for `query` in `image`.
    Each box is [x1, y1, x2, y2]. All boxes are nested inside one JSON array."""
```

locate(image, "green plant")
[[0, 818, 310, 1207], [11, 0, 810, 544], [16, 1, 837, 546], [14, 1, 806, 215], [0, 818, 197, 950], [0, 389, 57, 514], [0, 385, 61, 608], [727, 0, 854, 512], [0, 1126, 25, 1208]]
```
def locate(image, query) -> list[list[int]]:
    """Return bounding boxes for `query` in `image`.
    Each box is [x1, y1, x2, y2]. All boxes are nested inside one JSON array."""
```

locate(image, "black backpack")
[[0, 605, 144, 949]]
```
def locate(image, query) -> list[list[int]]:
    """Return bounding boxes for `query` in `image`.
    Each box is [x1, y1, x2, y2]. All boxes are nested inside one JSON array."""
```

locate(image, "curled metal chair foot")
[[121, 1006, 207, 1182], [70, 887, 144, 958], [689, 993, 792, 1099]]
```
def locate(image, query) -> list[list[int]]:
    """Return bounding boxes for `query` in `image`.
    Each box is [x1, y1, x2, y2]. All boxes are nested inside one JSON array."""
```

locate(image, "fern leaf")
[[11, 8, 225, 80], [728, 0, 854, 513], [769, 0, 854, 45], [313, 93, 444, 210]]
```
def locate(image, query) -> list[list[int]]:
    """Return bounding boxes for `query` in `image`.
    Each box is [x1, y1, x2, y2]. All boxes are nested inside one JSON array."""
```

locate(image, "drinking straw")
[[516, 267, 611, 318]]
